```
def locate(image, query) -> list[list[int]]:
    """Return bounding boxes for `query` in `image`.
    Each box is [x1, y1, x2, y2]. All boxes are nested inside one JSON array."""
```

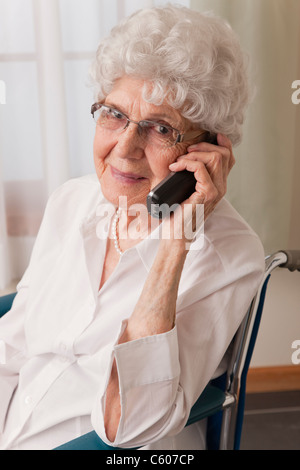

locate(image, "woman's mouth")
[[110, 165, 147, 184]]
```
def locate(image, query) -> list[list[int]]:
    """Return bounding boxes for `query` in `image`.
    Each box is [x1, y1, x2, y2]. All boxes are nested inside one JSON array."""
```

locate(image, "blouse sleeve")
[[91, 233, 265, 448], [0, 183, 64, 435], [0, 278, 29, 433]]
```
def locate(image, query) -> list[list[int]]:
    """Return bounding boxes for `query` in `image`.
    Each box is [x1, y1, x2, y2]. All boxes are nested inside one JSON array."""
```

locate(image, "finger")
[[170, 156, 224, 185], [169, 159, 216, 200], [186, 146, 232, 167], [217, 133, 232, 149], [169, 158, 223, 223], [169, 156, 226, 200], [186, 172, 219, 217], [177, 149, 230, 166], [217, 133, 235, 170], [188, 133, 235, 170], [188, 133, 231, 152], [186, 147, 234, 186], [175, 151, 228, 190]]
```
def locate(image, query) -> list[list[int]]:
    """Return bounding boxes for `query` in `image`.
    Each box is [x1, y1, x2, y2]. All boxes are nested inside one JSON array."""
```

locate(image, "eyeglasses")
[[91, 103, 206, 148]]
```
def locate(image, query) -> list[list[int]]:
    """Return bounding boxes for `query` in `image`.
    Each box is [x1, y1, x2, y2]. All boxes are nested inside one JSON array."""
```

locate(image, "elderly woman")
[[0, 5, 264, 450]]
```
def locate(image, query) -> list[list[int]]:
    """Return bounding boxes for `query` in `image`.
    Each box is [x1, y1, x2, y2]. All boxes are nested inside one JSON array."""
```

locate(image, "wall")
[[189, 0, 300, 374], [251, 268, 300, 368]]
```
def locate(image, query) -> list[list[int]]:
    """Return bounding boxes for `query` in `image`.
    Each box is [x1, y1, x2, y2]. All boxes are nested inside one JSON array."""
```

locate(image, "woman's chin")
[[100, 179, 149, 210]]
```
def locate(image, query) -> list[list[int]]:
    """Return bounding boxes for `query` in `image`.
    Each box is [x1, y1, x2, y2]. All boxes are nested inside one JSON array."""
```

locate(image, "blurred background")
[[0, 0, 299, 448]]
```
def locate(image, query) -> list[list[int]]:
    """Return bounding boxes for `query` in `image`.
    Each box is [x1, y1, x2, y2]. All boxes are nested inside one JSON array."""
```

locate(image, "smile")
[[110, 165, 147, 184]]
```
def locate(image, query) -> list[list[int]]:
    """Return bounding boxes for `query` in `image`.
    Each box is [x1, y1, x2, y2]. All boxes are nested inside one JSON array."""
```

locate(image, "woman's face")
[[93, 76, 192, 208]]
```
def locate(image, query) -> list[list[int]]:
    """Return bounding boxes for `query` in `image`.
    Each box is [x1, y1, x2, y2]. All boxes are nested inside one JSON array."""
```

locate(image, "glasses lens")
[[93, 105, 127, 131], [92, 104, 179, 147], [140, 121, 178, 147]]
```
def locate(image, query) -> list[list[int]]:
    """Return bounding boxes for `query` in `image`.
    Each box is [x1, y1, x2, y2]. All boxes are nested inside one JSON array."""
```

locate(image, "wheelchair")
[[1, 250, 299, 450]]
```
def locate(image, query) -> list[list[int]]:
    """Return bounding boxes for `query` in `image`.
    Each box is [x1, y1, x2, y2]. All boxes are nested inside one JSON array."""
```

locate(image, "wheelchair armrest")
[[0, 293, 17, 319], [186, 384, 226, 425]]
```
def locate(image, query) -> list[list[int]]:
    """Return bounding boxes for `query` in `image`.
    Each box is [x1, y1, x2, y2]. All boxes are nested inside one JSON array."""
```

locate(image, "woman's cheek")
[[94, 151, 105, 175], [93, 136, 111, 178], [149, 144, 187, 180]]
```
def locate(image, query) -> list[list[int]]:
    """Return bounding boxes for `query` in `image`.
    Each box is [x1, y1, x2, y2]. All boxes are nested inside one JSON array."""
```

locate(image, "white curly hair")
[[89, 5, 252, 146]]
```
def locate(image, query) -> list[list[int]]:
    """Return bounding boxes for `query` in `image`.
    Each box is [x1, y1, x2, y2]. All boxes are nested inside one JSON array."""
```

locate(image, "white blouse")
[[0, 174, 265, 450]]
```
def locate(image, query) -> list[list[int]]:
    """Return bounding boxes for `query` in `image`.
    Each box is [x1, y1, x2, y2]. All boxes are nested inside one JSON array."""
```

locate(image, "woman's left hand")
[[169, 133, 235, 220]]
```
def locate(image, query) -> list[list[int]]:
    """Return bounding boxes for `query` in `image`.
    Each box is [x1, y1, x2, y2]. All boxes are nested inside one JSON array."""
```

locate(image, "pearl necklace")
[[112, 208, 123, 256]]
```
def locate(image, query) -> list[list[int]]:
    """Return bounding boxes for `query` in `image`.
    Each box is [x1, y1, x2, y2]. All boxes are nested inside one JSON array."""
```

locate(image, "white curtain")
[[191, 0, 300, 255], [0, 0, 190, 289]]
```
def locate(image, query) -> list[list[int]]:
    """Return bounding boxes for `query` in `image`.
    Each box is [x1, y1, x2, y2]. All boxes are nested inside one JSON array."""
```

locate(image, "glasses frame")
[[91, 103, 207, 146]]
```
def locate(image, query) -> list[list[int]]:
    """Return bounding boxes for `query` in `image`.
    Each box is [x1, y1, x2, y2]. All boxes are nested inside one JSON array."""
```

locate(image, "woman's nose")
[[115, 123, 145, 159]]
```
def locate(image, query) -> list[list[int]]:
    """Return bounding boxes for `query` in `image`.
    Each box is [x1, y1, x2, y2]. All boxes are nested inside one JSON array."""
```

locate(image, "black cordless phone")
[[147, 134, 217, 218], [147, 171, 196, 218]]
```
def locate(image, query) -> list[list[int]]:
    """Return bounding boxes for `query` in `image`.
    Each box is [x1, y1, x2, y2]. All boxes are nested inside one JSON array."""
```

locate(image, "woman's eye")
[[155, 124, 171, 135], [112, 110, 125, 120], [101, 107, 112, 118]]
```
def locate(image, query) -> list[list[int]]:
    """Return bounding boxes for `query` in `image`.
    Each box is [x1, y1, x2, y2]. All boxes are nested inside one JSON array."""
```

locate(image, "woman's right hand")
[[167, 133, 235, 246]]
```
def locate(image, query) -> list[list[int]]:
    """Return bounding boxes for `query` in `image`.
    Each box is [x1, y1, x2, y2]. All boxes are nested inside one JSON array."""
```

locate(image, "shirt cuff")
[[114, 325, 180, 392]]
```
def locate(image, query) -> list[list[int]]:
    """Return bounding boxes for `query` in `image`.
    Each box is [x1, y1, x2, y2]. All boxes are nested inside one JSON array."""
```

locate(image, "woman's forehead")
[[105, 76, 185, 128]]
